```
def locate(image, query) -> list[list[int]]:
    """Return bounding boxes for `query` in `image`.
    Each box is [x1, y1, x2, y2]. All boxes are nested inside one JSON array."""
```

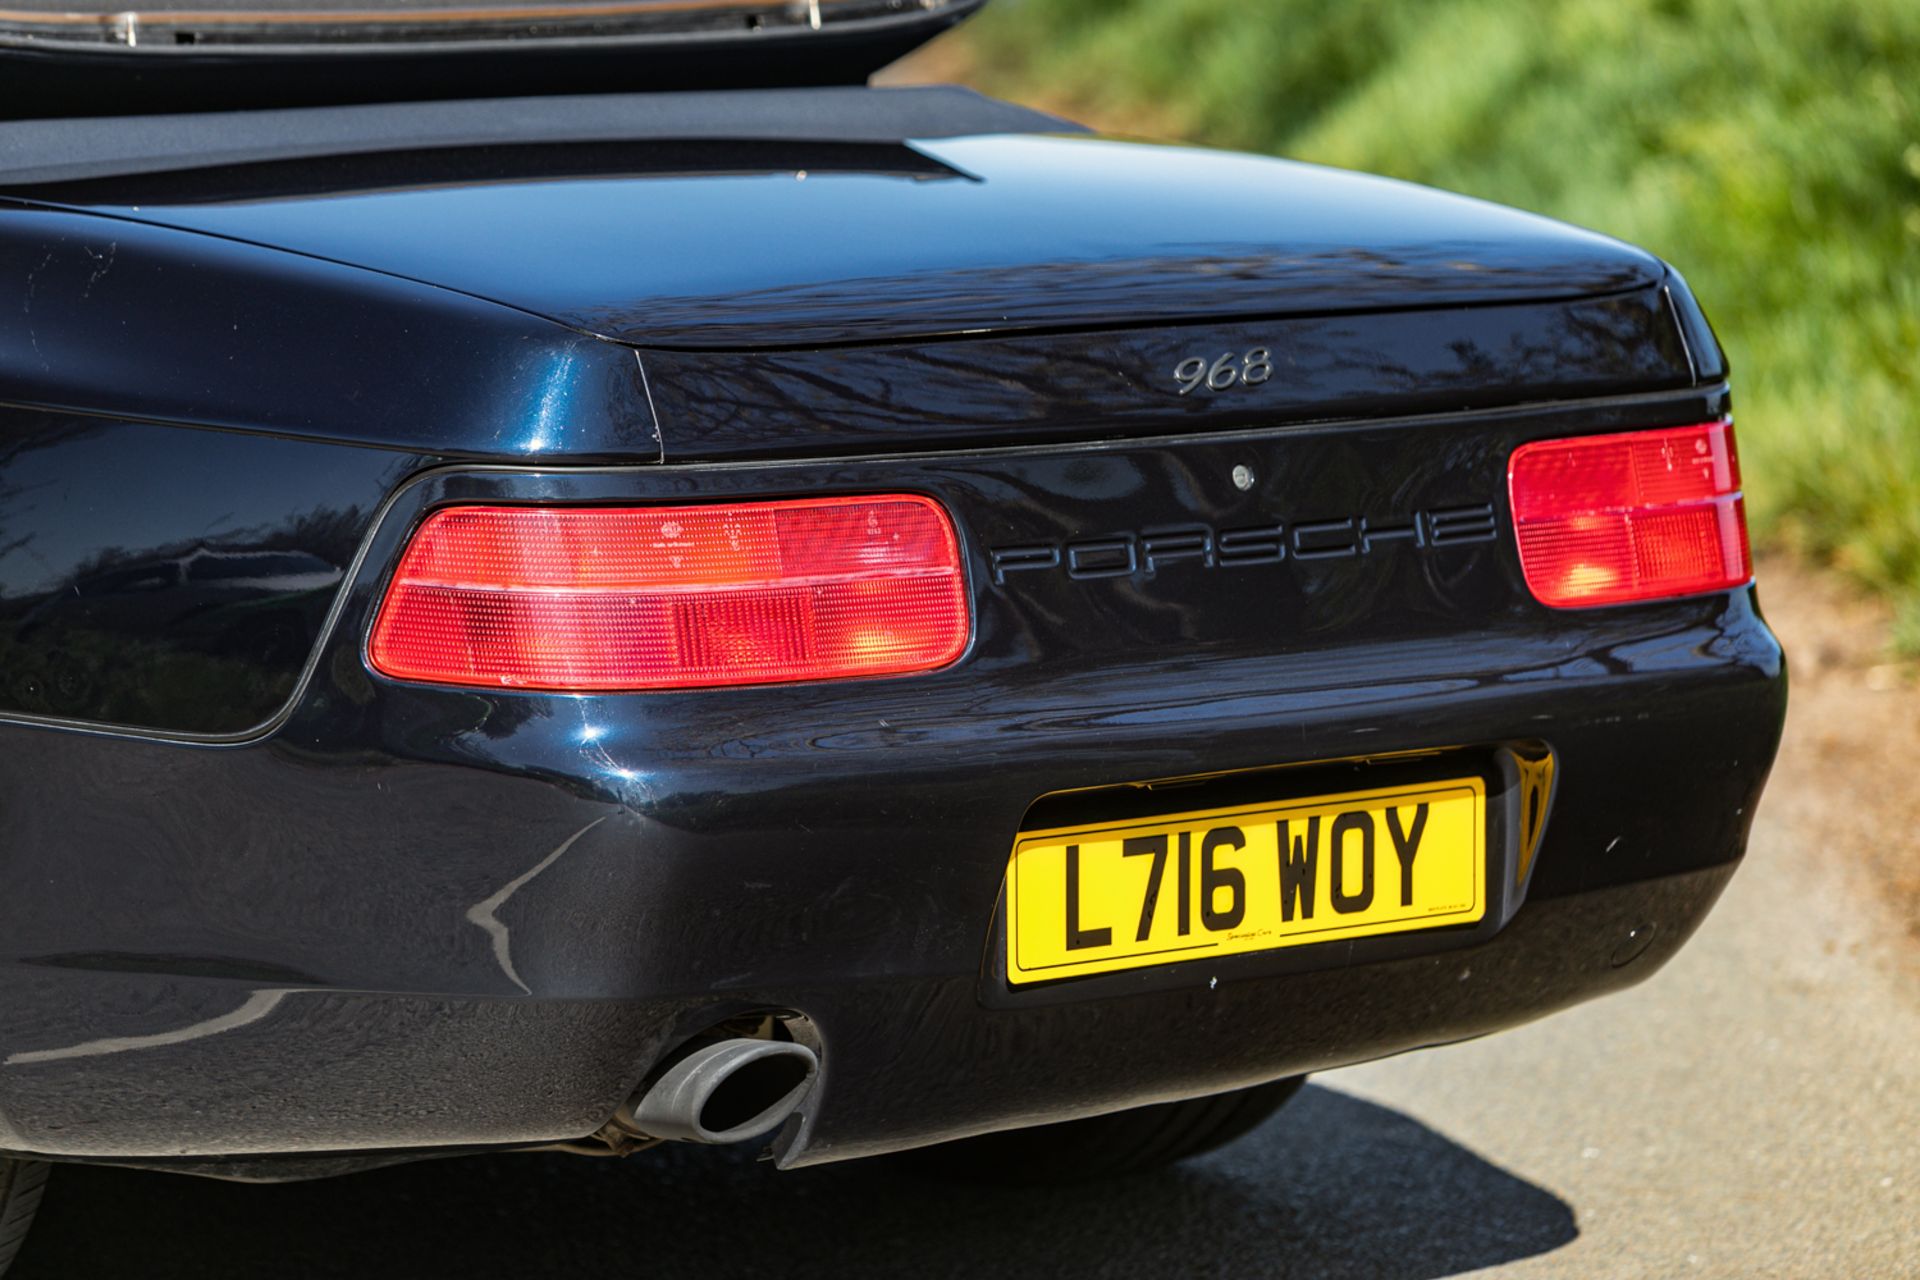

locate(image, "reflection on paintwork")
[[521, 350, 586, 455], [6, 989, 293, 1065], [466, 816, 609, 995], [0, 414, 412, 733], [641, 291, 1691, 461]]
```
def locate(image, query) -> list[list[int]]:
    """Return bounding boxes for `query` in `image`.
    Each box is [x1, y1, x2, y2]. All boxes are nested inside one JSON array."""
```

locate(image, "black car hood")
[[3, 95, 1667, 349]]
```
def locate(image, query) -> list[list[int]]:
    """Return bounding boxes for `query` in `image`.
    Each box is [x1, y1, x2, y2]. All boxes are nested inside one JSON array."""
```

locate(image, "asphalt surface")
[[13, 573, 1920, 1278]]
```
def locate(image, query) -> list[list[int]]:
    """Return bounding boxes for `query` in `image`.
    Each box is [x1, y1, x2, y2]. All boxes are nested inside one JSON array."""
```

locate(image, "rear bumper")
[[0, 399, 1786, 1172], [780, 859, 1738, 1166], [0, 860, 1737, 1172], [0, 596, 1782, 1172]]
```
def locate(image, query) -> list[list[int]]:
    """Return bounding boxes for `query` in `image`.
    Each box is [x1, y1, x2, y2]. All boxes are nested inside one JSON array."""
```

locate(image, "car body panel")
[[0, 390, 1783, 1170], [0, 90, 1779, 1178], [0, 205, 657, 457], [639, 288, 1693, 461], [0, 415, 421, 733], [4, 127, 1668, 348], [0, 107, 1717, 737]]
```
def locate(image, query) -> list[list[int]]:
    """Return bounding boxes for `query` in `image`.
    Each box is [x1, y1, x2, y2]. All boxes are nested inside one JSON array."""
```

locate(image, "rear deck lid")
[[0, 115, 1669, 349]]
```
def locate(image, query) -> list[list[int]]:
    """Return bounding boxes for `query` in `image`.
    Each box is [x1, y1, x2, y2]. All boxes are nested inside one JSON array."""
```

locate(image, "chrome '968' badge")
[[1174, 349, 1273, 395]]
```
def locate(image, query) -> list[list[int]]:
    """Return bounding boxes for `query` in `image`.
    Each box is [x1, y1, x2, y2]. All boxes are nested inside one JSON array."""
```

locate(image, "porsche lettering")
[[989, 503, 1499, 584]]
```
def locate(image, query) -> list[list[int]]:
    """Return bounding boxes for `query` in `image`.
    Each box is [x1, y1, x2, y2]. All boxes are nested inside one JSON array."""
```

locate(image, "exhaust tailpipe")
[[627, 1038, 818, 1145]]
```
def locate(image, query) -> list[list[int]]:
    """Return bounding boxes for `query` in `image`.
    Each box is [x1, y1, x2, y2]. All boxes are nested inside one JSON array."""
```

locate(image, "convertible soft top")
[[0, 0, 988, 117], [0, 86, 1078, 184]]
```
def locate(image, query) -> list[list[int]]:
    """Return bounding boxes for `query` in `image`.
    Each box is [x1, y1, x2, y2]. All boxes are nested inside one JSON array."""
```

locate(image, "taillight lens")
[[1508, 421, 1751, 608], [367, 496, 969, 690]]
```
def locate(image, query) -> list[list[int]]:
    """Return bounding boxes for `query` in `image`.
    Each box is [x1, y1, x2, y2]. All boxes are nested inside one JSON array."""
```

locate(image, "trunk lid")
[[3, 128, 1669, 348], [0, 106, 1704, 461]]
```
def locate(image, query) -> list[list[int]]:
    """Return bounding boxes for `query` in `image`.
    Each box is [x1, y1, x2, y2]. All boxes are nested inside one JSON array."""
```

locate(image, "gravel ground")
[[11, 560, 1918, 1279]]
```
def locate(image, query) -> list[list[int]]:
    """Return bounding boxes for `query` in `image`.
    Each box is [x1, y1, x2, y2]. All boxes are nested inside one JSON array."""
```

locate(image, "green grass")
[[942, 0, 1920, 628]]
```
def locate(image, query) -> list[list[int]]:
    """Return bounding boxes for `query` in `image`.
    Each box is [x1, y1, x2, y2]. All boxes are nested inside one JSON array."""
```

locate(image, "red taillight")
[[1508, 421, 1751, 608], [367, 496, 970, 691]]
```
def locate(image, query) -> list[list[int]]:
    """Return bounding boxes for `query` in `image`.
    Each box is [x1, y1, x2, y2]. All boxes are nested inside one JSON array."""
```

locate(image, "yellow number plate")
[[1005, 778, 1486, 984]]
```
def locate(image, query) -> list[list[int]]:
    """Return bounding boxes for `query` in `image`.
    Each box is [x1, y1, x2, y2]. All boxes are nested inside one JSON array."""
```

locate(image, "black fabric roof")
[[0, 86, 1081, 186], [0, 1, 992, 118]]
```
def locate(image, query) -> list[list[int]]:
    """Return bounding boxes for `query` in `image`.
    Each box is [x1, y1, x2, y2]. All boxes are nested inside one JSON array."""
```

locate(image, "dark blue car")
[[0, 0, 1784, 1267]]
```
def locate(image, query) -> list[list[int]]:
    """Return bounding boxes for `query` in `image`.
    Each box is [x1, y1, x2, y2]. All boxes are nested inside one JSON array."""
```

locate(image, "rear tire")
[[0, 1159, 47, 1276], [909, 1075, 1307, 1185]]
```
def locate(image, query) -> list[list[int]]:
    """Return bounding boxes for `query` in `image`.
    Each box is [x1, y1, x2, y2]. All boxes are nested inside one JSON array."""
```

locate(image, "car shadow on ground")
[[12, 1084, 1575, 1279]]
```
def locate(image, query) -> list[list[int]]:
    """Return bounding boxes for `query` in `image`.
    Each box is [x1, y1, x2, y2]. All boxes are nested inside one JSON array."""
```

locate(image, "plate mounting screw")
[[1231, 464, 1255, 492]]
